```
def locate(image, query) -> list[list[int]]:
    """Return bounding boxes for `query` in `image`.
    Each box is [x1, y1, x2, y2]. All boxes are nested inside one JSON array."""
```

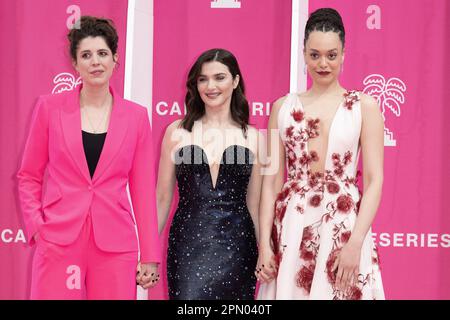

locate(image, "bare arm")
[[259, 96, 286, 249], [349, 94, 384, 245], [156, 120, 180, 234], [246, 127, 265, 243], [255, 96, 287, 283], [334, 93, 384, 292]]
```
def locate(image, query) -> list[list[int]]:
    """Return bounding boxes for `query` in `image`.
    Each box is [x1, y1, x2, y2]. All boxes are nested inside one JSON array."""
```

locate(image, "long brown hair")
[[181, 48, 249, 136]]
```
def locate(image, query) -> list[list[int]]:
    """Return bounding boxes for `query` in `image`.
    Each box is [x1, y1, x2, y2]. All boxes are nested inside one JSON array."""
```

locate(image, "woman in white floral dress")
[[256, 8, 385, 300]]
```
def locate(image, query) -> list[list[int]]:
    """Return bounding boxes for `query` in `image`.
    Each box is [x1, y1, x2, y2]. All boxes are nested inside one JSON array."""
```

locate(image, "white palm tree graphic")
[[52, 72, 82, 94], [363, 74, 407, 147], [211, 0, 241, 9]]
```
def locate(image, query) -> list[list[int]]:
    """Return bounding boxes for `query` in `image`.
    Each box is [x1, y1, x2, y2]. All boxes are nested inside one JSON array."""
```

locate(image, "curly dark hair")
[[181, 48, 249, 136], [304, 8, 345, 48], [67, 16, 118, 61]]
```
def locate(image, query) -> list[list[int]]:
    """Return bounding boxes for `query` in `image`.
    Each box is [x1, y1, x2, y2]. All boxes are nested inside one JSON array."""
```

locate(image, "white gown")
[[257, 90, 384, 300]]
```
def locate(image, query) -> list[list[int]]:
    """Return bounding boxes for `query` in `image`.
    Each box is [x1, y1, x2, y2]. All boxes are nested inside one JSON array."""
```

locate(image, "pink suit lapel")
[[60, 86, 129, 184], [92, 87, 129, 183]]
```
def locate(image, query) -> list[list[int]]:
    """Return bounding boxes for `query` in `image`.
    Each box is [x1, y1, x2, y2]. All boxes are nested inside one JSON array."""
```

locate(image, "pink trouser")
[[30, 214, 138, 300]]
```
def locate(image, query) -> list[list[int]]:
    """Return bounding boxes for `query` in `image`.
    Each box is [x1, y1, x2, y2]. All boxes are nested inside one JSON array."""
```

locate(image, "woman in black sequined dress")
[[156, 49, 263, 299]]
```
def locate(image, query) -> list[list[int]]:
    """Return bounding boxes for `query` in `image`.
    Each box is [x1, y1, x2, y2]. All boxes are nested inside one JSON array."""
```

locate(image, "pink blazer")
[[17, 86, 161, 263]]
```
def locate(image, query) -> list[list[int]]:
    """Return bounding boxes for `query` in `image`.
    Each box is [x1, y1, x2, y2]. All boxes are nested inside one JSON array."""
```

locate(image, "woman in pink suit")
[[17, 16, 160, 299]]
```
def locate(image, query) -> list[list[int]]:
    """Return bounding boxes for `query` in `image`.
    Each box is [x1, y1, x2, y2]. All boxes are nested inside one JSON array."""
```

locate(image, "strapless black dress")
[[167, 144, 258, 300]]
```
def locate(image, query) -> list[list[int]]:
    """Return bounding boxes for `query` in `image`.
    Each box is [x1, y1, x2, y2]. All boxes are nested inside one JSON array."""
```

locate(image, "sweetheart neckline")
[[175, 144, 254, 191]]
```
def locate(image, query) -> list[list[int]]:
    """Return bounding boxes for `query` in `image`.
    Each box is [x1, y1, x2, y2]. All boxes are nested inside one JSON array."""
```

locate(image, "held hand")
[[332, 241, 362, 294], [255, 244, 278, 283], [136, 262, 160, 289]]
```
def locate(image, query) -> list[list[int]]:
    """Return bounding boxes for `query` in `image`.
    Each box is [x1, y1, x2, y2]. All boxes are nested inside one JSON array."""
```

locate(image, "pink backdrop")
[[149, 0, 291, 299], [0, 0, 128, 299], [1, 0, 449, 300]]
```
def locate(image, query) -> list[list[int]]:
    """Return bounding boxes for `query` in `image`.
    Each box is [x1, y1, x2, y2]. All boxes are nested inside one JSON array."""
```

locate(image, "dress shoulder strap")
[[343, 90, 361, 111], [277, 93, 299, 130]]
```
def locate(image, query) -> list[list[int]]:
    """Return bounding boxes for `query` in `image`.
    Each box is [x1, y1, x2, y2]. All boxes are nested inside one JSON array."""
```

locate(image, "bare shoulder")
[[246, 125, 260, 137], [269, 94, 290, 122], [247, 124, 262, 142], [360, 93, 379, 111], [267, 94, 290, 130], [271, 94, 289, 113], [162, 119, 187, 147], [359, 93, 384, 128], [165, 119, 184, 134], [244, 125, 259, 152]]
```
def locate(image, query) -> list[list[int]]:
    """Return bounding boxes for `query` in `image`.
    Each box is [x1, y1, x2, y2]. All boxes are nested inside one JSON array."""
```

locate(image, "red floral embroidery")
[[308, 171, 323, 188], [291, 109, 304, 122], [326, 249, 340, 284], [285, 126, 294, 139], [296, 225, 320, 294], [300, 234, 317, 264], [343, 90, 360, 110], [272, 178, 310, 254], [347, 285, 363, 300], [372, 245, 381, 269], [331, 152, 353, 178], [302, 226, 314, 242], [310, 151, 319, 162], [271, 224, 281, 264], [326, 227, 368, 299], [334, 167, 344, 176], [343, 151, 352, 165], [292, 181, 302, 191], [299, 152, 309, 166], [296, 266, 314, 293], [331, 222, 351, 250], [340, 231, 352, 244], [287, 150, 296, 169], [275, 202, 287, 221], [309, 195, 322, 207], [276, 92, 366, 281], [336, 194, 354, 213], [274, 251, 282, 266], [332, 153, 340, 162], [275, 90, 378, 299], [306, 118, 320, 138], [326, 182, 340, 194], [276, 188, 290, 203], [322, 201, 337, 223], [299, 151, 319, 167], [301, 251, 315, 263], [355, 198, 361, 214]]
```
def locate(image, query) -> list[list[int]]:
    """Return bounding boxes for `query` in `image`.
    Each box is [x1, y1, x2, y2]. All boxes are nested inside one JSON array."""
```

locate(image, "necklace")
[[81, 94, 112, 134]]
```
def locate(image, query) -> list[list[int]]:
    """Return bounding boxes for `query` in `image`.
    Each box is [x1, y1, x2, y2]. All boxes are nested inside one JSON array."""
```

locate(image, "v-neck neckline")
[[295, 91, 347, 176]]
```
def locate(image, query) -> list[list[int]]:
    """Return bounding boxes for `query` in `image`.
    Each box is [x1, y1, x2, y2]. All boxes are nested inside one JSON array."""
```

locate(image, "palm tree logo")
[[211, 0, 241, 9], [362, 74, 406, 147], [52, 72, 82, 94]]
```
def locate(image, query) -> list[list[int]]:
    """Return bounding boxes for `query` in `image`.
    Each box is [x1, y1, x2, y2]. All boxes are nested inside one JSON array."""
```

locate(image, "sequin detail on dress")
[[168, 144, 258, 299]]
